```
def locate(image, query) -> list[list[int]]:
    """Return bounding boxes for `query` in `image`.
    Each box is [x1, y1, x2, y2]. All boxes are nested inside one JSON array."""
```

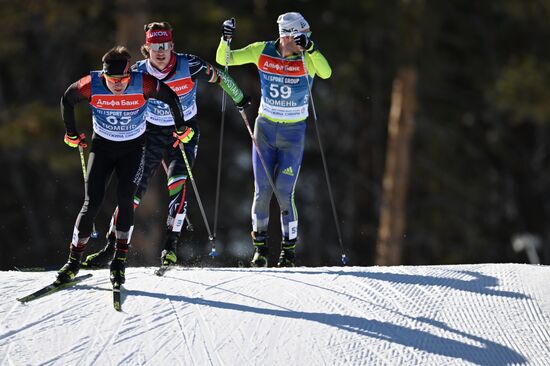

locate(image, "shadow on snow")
[[129, 287, 527, 366], [205, 267, 530, 300]]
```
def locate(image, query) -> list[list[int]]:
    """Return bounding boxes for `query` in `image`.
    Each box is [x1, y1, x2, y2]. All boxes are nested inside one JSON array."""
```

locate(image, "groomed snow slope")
[[1, 263, 549, 365]]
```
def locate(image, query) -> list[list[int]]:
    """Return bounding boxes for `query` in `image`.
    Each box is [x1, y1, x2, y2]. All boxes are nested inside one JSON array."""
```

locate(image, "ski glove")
[[235, 95, 251, 112], [222, 18, 236, 41], [172, 127, 195, 148], [293, 33, 314, 52], [64, 133, 88, 148]]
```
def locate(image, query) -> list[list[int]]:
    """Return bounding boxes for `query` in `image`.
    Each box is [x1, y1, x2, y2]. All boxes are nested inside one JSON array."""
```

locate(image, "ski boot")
[[277, 238, 296, 267], [56, 245, 85, 284], [81, 239, 115, 269], [110, 256, 126, 285], [250, 231, 268, 267], [161, 231, 179, 265], [161, 249, 177, 266]]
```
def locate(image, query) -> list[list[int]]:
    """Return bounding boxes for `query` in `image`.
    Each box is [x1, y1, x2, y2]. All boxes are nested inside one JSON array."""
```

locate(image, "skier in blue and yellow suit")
[[216, 12, 332, 267]]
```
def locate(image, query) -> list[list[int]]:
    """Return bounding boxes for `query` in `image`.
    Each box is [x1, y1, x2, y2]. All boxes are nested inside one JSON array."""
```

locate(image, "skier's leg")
[[109, 144, 145, 285], [73, 151, 115, 242], [86, 126, 165, 267], [250, 116, 277, 266], [160, 131, 199, 265], [106, 124, 165, 239], [59, 149, 115, 282], [113, 144, 145, 235], [274, 121, 306, 267]]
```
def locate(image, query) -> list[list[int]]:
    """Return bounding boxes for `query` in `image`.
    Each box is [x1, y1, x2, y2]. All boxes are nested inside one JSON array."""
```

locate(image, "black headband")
[[103, 59, 130, 76]]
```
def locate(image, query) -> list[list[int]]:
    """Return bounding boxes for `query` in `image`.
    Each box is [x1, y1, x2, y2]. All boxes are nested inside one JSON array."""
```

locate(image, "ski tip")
[[341, 254, 350, 265], [76, 273, 94, 281], [113, 283, 122, 311], [154, 265, 172, 276], [14, 265, 59, 272]]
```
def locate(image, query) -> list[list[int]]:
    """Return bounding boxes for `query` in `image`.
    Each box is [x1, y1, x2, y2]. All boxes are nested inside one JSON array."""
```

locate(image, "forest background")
[[1, 0, 550, 270]]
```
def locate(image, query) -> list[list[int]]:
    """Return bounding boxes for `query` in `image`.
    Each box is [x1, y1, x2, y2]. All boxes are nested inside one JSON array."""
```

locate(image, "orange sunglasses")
[[104, 74, 131, 83]]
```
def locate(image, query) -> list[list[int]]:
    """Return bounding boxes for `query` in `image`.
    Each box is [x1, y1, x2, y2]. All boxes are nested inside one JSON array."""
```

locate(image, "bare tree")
[[376, 0, 422, 265], [376, 68, 417, 265]]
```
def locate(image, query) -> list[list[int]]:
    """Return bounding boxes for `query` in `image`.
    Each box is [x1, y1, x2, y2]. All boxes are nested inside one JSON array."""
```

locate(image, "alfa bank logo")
[[167, 78, 194, 96], [96, 99, 139, 107], [263, 61, 300, 73], [91, 94, 146, 110], [259, 55, 305, 76]]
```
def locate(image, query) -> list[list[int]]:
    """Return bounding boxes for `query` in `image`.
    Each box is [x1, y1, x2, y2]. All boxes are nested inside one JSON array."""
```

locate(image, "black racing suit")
[[60, 73, 187, 248]]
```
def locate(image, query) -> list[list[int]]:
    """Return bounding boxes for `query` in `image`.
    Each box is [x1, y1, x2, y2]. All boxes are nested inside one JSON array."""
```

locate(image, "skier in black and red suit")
[[58, 45, 194, 285]]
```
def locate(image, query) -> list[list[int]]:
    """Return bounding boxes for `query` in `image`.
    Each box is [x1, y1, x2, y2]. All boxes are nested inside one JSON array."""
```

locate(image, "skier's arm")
[[142, 74, 187, 131], [303, 45, 332, 79], [188, 54, 245, 104], [60, 76, 91, 135], [216, 40, 265, 67]]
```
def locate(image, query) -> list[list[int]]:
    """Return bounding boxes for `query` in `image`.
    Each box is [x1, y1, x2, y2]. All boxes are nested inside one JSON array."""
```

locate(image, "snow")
[[1, 263, 549, 365]]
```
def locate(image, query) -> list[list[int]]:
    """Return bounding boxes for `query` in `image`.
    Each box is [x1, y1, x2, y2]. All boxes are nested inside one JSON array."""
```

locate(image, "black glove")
[[236, 95, 251, 111], [293, 33, 313, 51], [222, 18, 236, 41]]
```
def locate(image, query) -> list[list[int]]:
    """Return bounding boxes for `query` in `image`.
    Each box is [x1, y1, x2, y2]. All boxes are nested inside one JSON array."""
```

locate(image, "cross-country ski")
[[17, 274, 93, 303]]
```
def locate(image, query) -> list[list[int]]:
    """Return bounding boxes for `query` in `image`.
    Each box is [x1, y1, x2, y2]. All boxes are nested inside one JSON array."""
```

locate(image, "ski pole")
[[237, 110, 288, 216], [301, 51, 348, 265], [161, 159, 194, 231], [213, 19, 235, 241], [78, 145, 98, 238], [177, 142, 217, 256]]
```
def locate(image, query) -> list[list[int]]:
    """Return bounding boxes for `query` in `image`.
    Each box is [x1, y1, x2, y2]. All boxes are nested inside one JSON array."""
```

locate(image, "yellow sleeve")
[[304, 48, 332, 79], [216, 39, 266, 67]]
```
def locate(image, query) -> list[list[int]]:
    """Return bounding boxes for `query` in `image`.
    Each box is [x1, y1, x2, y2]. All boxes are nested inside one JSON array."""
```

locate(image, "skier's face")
[[280, 35, 301, 54], [148, 42, 174, 70]]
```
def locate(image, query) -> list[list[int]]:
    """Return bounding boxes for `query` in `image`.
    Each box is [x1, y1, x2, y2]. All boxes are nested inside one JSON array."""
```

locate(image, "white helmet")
[[277, 12, 310, 36]]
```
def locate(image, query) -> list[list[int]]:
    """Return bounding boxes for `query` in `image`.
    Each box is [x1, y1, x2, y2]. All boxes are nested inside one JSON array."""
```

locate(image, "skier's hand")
[[64, 132, 88, 148], [222, 18, 236, 42], [235, 95, 251, 112], [172, 127, 194, 148], [293, 33, 314, 52]]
